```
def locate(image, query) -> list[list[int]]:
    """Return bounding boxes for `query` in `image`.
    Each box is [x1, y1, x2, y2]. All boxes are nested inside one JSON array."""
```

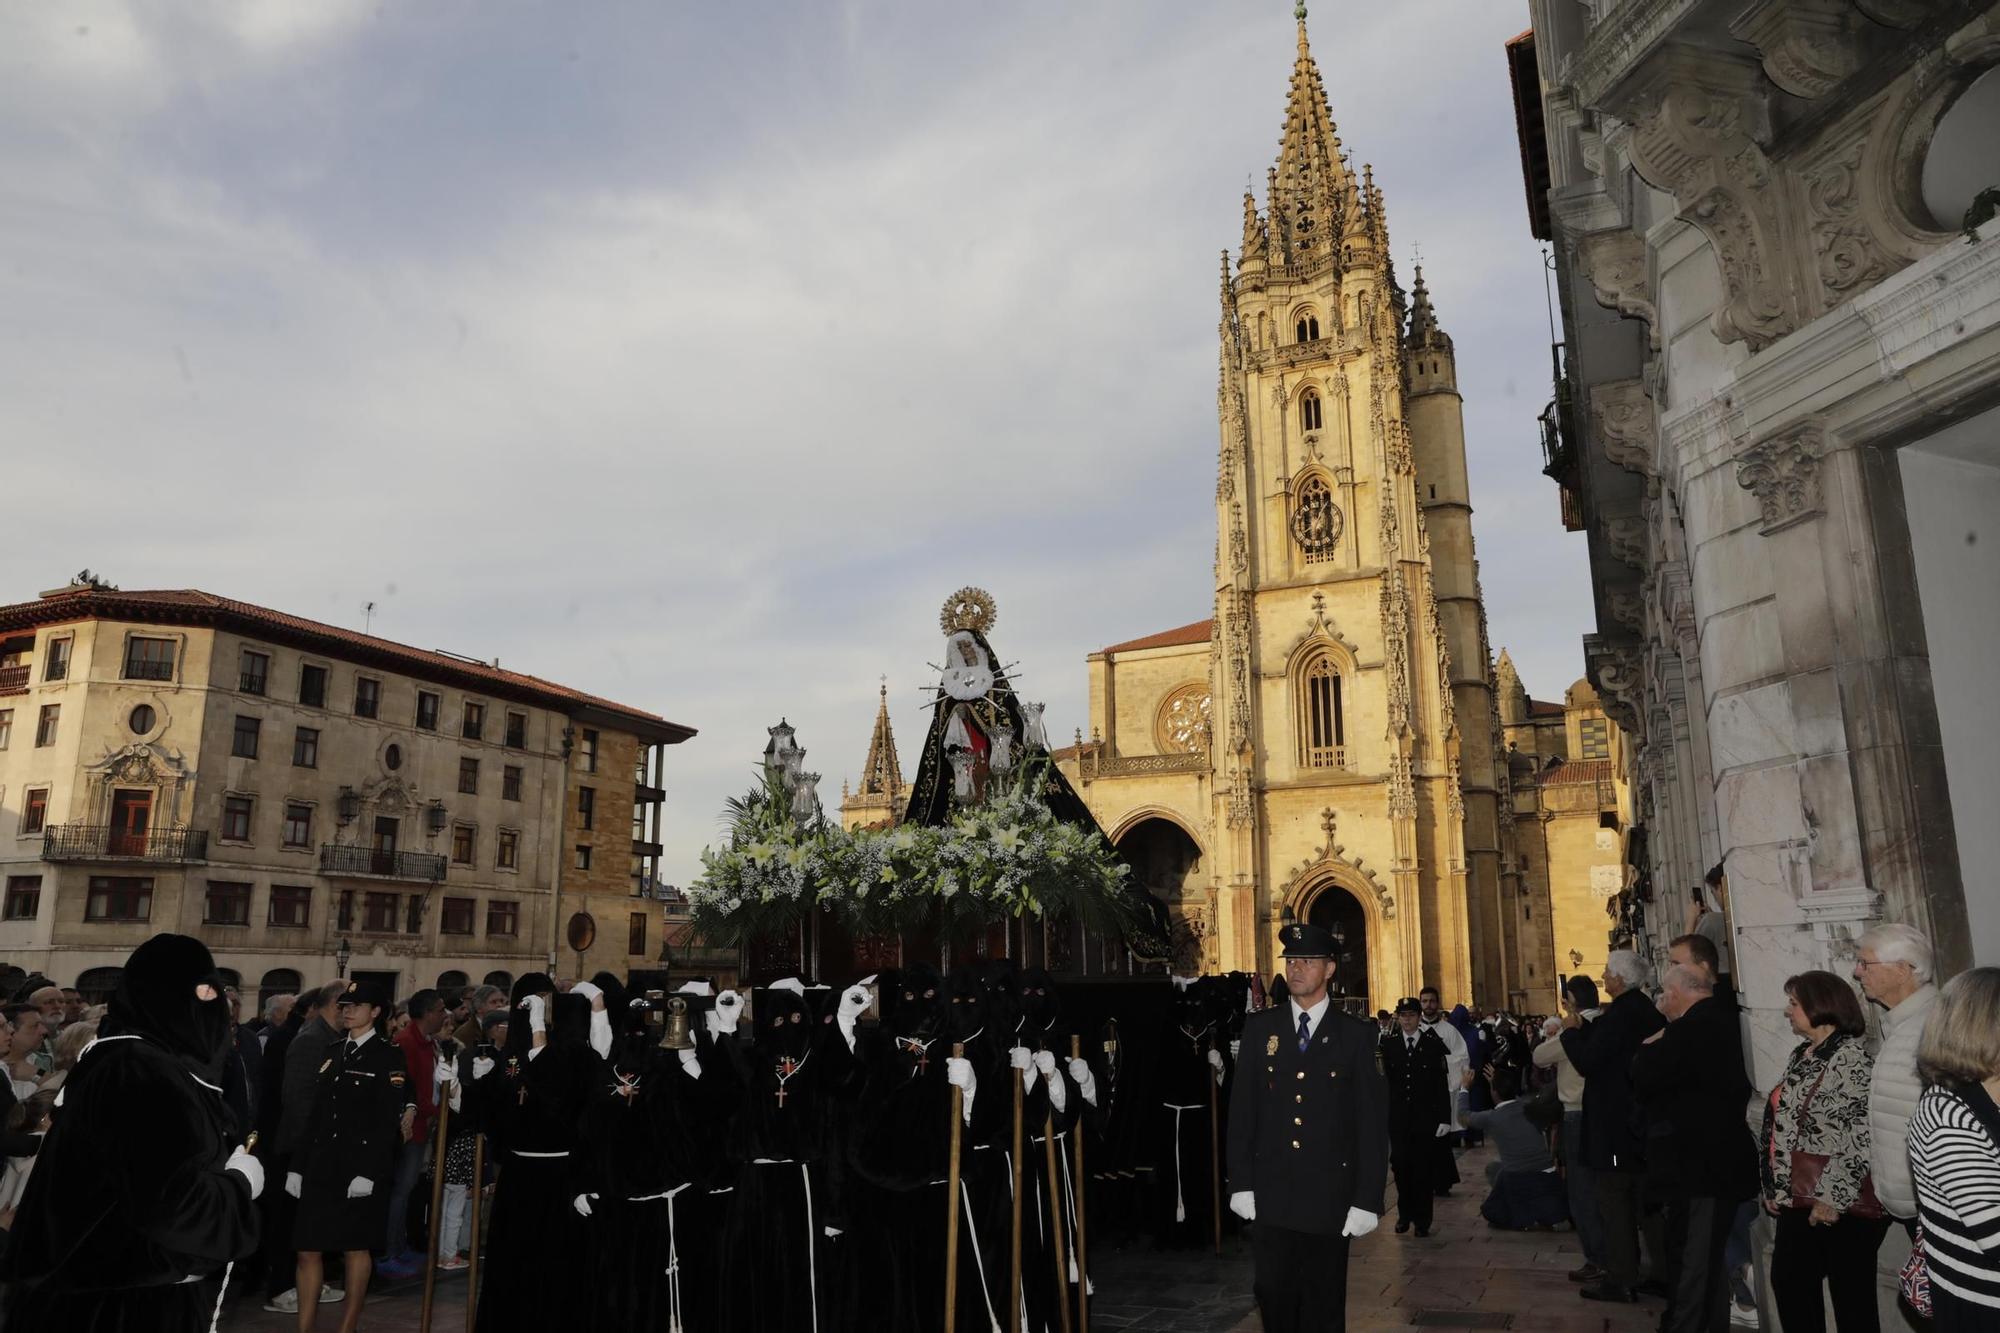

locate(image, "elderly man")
[[1536, 976, 1606, 1282], [24, 986, 65, 1073], [1561, 949, 1665, 1305], [1855, 921, 1937, 1326], [450, 984, 506, 1050], [1631, 964, 1756, 1333]]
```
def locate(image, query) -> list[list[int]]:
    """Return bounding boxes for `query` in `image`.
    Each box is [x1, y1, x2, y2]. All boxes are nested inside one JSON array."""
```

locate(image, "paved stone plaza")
[[220, 1144, 1667, 1332]]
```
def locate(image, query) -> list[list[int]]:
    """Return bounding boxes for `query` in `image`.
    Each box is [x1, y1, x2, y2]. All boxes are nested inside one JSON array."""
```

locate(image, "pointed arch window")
[[1296, 652, 1346, 770], [1295, 312, 1321, 343], [1300, 389, 1324, 432]]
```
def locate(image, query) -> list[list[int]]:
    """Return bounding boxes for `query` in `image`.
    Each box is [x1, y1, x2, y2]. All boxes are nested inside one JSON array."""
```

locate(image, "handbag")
[[1779, 1052, 1886, 1219], [1899, 1222, 1932, 1318]]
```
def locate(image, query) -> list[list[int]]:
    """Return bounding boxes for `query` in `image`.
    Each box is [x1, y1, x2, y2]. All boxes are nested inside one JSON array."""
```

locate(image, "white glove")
[[1045, 1065, 1068, 1113], [226, 1148, 264, 1200], [714, 991, 743, 1035], [572, 1193, 595, 1218], [823, 1226, 843, 1238], [1341, 1207, 1379, 1238], [1010, 1046, 1037, 1091], [519, 994, 547, 1034], [437, 1059, 459, 1087], [1229, 1190, 1256, 1221], [1033, 1050, 1058, 1078], [472, 1056, 495, 1080], [1069, 1058, 1097, 1108], [285, 1171, 302, 1199], [678, 1048, 702, 1080], [571, 980, 604, 1009], [1208, 1049, 1226, 1082], [836, 984, 869, 1052], [946, 1056, 977, 1122], [1435, 1124, 1452, 1138], [588, 1007, 613, 1059], [1229, 1038, 1241, 1060], [448, 1079, 463, 1113], [346, 1176, 373, 1199]]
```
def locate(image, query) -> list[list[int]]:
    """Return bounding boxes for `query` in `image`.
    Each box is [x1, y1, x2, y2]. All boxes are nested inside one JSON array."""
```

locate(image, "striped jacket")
[[1910, 1083, 2000, 1310]]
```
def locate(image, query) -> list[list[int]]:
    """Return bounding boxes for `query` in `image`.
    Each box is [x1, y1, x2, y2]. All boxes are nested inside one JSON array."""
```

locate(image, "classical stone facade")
[[1511, 0, 1999, 1086], [1048, 13, 1553, 1012], [0, 580, 693, 1000]]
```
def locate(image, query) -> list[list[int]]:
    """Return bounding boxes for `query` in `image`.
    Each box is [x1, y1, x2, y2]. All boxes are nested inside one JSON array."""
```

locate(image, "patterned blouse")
[[1761, 1031, 1875, 1213]]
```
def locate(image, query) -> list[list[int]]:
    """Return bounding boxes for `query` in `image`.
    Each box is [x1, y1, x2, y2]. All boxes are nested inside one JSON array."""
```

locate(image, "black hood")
[[946, 966, 989, 1042], [885, 963, 946, 1042], [754, 987, 813, 1062], [982, 961, 1023, 1037], [548, 993, 592, 1050], [1173, 981, 1217, 1036], [1020, 967, 1060, 1032], [501, 972, 555, 1061], [101, 933, 232, 1084]]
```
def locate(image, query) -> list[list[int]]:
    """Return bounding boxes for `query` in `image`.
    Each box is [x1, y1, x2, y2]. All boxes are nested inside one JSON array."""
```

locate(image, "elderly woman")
[[1762, 970, 1887, 1333], [1910, 966, 2000, 1330]]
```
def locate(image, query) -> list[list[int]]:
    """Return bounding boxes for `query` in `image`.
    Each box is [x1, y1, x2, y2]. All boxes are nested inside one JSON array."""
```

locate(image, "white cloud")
[[1, 1, 1600, 889]]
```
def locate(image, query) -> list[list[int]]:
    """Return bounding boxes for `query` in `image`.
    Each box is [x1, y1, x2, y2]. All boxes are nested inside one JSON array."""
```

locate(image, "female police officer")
[[286, 980, 415, 1333]]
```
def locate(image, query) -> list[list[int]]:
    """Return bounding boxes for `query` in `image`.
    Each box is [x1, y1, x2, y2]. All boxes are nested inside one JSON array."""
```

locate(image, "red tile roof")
[[1527, 699, 1566, 718], [1534, 758, 1616, 786], [1102, 619, 1214, 655], [0, 586, 694, 742]]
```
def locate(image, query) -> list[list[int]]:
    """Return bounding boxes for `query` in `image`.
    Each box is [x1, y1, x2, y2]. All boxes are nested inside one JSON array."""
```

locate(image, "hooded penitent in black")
[[471, 985, 599, 1333], [716, 985, 851, 1333], [4, 934, 259, 1333], [1013, 967, 1088, 1333], [1151, 979, 1233, 1248]]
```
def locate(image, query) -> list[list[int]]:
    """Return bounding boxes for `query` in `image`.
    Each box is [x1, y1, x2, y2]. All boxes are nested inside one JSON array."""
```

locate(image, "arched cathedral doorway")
[[1304, 882, 1370, 1012], [1115, 816, 1208, 973]]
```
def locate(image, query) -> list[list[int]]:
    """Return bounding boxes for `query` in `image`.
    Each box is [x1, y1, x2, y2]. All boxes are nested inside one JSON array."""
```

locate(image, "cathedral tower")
[[1058, 7, 1548, 1010]]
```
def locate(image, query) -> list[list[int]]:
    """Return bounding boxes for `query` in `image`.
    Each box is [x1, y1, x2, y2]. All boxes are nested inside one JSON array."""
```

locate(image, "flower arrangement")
[[686, 758, 1154, 950]]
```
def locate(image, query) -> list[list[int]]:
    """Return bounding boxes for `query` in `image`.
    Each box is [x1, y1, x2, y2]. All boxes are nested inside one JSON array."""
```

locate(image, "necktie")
[[1297, 1011, 1311, 1053], [345, 1040, 358, 1061], [1407, 1036, 1416, 1052]]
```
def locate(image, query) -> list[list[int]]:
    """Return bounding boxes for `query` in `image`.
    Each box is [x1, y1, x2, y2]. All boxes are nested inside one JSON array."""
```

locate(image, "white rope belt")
[[749, 1159, 817, 1333], [1163, 1102, 1204, 1223], [509, 1149, 569, 1158]]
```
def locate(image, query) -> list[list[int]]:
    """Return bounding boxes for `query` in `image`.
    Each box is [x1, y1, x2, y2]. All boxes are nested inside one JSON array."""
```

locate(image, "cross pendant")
[[517, 1087, 527, 1106], [774, 1084, 787, 1108], [917, 1052, 928, 1074]]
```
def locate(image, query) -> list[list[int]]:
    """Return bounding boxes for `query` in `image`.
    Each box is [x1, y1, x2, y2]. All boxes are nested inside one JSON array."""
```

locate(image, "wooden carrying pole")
[[419, 1093, 452, 1333], [944, 1041, 967, 1333], [1070, 1035, 1089, 1333], [463, 1134, 486, 1333], [1010, 1053, 1025, 1333], [1044, 1108, 1072, 1333], [1208, 1044, 1223, 1255]]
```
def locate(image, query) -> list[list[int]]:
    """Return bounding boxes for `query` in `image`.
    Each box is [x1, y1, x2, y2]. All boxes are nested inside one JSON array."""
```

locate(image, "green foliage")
[[686, 759, 1147, 949]]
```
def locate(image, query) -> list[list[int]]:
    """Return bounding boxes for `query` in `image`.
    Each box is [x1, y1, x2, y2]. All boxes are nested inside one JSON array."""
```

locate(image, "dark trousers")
[[1561, 1111, 1606, 1266], [1390, 1132, 1434, 1230], [1770, 1208, 1892, 1333], [260, 1151, 299, 1298], [384, 1138, 427, 1259], [1595, 1168, 1660, 1289], [1662, 1195, 1734, 1333], [1252, 1224, 1352, 1333]]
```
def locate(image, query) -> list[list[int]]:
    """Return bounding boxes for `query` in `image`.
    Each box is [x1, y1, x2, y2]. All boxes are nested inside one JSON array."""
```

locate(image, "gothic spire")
[[1267, 4, 1352, 267], [1407, 263, 1452, 352], [857, 678, 904, 797]]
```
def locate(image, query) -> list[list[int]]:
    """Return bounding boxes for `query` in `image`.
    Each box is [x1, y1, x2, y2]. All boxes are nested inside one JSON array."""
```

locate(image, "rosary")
[[613, 1071, 642, 1106], [897, 1036, 937, 1076], [774, 1050, 810, 1108]]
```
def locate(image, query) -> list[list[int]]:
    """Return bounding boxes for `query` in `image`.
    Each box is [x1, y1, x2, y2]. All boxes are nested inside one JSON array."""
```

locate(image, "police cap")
[[336, 978, 392, 1011], [1278, 921, 1336, 959]]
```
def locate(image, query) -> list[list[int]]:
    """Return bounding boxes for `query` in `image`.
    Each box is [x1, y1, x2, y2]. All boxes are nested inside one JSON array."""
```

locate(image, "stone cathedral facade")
[[1053, 14, 1554, 1012]]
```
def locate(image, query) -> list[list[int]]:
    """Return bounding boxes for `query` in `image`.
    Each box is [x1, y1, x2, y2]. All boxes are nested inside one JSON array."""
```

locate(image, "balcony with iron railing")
[[43, 824, 209, 863], [318, 844, 448, 883], [0, 665, 27, 696]]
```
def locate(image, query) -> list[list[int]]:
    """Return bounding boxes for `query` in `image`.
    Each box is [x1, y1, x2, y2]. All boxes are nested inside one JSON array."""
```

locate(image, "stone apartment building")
[[0, 581, 693, 1004], [1508, 0, 1999, 1093]]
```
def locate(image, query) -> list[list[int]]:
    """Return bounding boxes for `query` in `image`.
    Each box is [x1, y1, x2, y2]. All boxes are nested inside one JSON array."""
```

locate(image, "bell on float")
[[659, 994, 696, 1051]]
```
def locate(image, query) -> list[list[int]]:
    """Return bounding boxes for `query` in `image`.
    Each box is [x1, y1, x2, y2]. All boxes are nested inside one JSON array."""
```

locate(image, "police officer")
[[1225, 922, 1388, 1333], [1378, 997, 1450, 1237], [286, 980, 415, 1333]]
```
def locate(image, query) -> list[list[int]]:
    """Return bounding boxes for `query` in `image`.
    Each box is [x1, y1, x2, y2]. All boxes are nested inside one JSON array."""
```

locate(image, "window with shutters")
[[1295, 652, 1346, 770]]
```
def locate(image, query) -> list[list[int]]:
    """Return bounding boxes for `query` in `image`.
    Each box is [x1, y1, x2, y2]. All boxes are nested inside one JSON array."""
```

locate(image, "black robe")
[[1015, 1015, 1086, 1333], [1150, 1020, 1230, 1248], [470, 1022, 598, 1333], [4, 1035, 259, 1333]]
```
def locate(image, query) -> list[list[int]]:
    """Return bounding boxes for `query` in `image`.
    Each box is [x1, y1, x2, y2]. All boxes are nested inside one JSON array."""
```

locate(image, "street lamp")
[[335, 937, 352, 979]]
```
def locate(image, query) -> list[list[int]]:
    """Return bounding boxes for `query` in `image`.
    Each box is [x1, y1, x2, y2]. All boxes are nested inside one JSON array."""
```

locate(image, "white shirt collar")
[[345, 1027, 377, 1048], [1289, 995, 1331, 1034]]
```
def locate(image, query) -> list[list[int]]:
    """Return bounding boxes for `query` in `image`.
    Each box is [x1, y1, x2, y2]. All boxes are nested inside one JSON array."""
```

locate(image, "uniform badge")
[[1265, 1034, 1280, 1057], [318, 1058, 333, 1074]]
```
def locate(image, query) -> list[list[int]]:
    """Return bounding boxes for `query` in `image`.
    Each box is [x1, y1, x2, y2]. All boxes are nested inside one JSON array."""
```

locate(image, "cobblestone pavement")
[[218, 1143, 1670, 1332]]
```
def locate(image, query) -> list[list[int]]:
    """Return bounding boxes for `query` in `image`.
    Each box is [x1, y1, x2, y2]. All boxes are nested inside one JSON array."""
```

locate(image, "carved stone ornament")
[[1602, 514, 1650, 570], [1585, 634, 1646, 740], [1731, 0, 1863, 100], [1577, 230, 1660, 350], [1589, 380, 1657, 479], [1154, 683, 1213, 755], [1736, 419, 1826, 534]]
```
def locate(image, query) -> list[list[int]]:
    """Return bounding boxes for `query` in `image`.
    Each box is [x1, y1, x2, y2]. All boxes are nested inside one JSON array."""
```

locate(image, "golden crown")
[[939, 587, 997, 636]]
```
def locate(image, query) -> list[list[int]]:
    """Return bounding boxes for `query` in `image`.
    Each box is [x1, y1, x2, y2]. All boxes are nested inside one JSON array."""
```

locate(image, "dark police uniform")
[[293, 982, 416, 1254], [1225, 924, 1388, 1333], [1378, 1006, 1451, 1235]]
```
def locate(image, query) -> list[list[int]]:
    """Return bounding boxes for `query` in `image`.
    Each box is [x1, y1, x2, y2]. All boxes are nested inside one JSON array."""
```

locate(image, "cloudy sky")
[[3, 1, 1591, 885]]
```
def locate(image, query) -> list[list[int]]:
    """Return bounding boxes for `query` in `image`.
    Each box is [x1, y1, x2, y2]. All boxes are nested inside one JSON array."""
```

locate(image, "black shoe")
[[1415, 1225, 1432, 1238], [1568, 1264, 1605, 1284], [1637, 1279, 1673, 1300], [1395, 1220, 1411, 1234], [1579, 1283, 1638, 1304]]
